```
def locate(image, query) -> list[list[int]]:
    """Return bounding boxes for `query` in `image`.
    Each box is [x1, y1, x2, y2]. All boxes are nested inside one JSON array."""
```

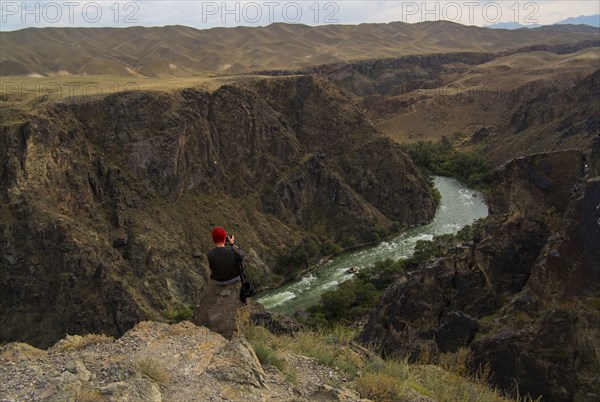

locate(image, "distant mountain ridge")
[[485, 14, 599, 30], [486, 22, 542, 30], [1, 21, 598, 77], [557, 14, 600, 27]]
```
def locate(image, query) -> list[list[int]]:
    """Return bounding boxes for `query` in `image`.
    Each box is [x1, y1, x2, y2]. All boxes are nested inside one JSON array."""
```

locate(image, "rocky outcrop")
[[0, 75, 435, 348], [509, 70, 600, 137], [360, 149, 600, 401], [359, 215, 550, 356], [250, 303, 303, 335], [0, 321, 365, 401], [474, 69, 600, 166], [471, 168, 600, 401], [488, 150, 585, 225]]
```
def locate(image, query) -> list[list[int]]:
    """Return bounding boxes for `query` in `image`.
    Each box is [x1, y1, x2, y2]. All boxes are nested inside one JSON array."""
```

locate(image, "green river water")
[[256, 176, 489, 314]]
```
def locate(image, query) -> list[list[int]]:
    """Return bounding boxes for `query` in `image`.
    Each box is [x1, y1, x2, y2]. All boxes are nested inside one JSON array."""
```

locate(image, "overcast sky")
[[1, 1, 599, 31]]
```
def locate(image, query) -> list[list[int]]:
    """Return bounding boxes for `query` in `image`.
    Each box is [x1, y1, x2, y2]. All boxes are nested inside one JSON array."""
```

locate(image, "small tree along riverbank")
[[401, 137, 493, 191], [257, 177, 488, 313], [303, 221, 485, 327]]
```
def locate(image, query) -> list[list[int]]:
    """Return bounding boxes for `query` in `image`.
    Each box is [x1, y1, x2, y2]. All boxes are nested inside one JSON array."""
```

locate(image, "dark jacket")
[[207, 245, 243, 283]]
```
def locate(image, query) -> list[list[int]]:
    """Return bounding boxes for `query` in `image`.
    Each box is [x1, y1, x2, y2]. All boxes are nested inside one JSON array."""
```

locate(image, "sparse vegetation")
[[245, 323, 533, 402], [276, 236, 344, 279], [166, 306, 194, 323], [407, 219, 485, 267], [52, 334, 114, 352], [356, 371, 406, 401], [439, 347, 478, 378], [302, 220, 486, 327], [588, 297, 600, 312], [287, 329, 364, 376], [245, 325, 297, 383], [358, 357, 413, 400], [514, 311, 533, 324], [247, 324, 364, 379], [135, 357, 170, 383], [76, 387, 104, 402], [401, 136, 493, 190], [252, 342, 287, 372], [304, 258, 405, 326]]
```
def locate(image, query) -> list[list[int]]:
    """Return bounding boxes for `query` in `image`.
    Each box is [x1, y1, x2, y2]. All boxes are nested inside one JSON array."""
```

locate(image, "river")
[[256, 176, 489, 314]]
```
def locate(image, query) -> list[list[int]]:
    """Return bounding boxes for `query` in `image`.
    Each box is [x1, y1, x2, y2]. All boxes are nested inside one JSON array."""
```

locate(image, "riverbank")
[[257, 176, 488, 313], [257, 228, 421, 294]]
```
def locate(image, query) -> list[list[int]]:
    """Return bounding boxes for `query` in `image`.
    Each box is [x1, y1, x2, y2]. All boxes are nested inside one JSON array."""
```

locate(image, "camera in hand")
[[225, 236, 231, 245]]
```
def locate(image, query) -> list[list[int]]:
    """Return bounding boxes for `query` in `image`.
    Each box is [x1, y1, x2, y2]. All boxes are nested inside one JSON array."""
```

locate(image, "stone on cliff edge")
[[0, 322, 268, 401], [0, 321, 373, 401]]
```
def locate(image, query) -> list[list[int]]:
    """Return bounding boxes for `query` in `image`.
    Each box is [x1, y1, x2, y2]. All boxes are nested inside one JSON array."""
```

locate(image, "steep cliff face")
[[304, 46, 598, 168], [488, 150, 586, 224], [253, 76, 435, 227], [473, 173, 600, 401], [0, 75, 435, 348], [474, 68, 600, 166], [359, 149, 599, 401]]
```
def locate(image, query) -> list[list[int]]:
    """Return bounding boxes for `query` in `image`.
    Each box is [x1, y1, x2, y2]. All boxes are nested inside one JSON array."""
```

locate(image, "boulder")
[[0, 321, 293, 401], [250, 303, 304, 335]]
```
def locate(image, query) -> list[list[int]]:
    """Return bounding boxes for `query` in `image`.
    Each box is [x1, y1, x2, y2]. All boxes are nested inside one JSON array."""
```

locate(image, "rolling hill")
[[1, 21, 598, 77]]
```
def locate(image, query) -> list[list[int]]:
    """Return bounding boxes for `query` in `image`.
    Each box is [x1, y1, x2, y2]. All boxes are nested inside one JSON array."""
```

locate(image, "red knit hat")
[[212, 226, 227, 244]]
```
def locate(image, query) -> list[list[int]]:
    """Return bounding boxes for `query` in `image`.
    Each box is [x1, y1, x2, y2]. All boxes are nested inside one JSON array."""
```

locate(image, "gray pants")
[[194, 281, 247, 340]]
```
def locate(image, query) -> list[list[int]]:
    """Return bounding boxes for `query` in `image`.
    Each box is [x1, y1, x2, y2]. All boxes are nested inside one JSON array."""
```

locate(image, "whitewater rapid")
[[257, 176, 489, 313]]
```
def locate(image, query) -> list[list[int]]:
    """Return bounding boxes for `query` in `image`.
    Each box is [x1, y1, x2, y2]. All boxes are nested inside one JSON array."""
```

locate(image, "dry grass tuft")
[[245, 324, 538, 401], [253, 342, 287, 372], [439, 347, 473, 378], [356, 372, 405, 401], [0, 342, 47, 362], [135, 357, 170, 384], [245, 324, 298, 383], [357, 358, 412, 401], [286, 329, 364, 377], [53, 334, 114, 352], [412, 364, 511, 402], [76, 387, 104, 402]]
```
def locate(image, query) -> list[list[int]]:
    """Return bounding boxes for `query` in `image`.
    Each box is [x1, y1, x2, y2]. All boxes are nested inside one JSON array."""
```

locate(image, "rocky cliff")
[[295, 44, 598, 168], [254, 41, 599, 98], [474, 68, 600, 166], [0, 75, 436, 348], [0, 321, 370, 401], [1, 317, 527, 402], [360, 148, 600, 401]]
